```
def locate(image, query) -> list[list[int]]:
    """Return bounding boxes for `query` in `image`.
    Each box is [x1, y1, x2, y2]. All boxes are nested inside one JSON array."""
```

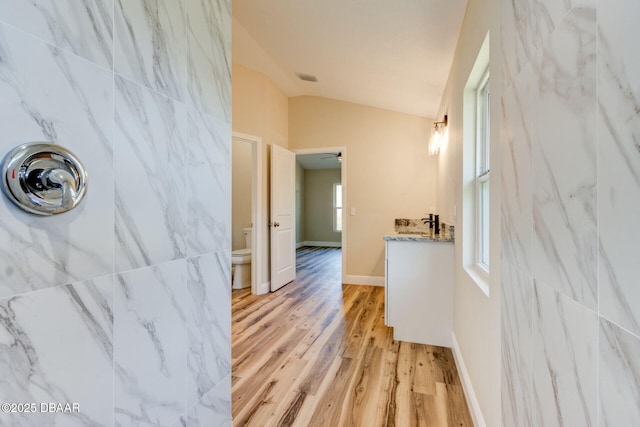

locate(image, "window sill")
[[464, 264, 490, 297]]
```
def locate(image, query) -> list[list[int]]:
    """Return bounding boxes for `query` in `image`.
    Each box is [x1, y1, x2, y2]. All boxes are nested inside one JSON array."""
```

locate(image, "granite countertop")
[[383, 230, 454, 243]]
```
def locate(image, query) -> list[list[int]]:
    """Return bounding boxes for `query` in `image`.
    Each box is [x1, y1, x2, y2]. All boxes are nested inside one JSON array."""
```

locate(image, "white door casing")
[[270, 144, 296, 291], [232, 132, 268, 295]]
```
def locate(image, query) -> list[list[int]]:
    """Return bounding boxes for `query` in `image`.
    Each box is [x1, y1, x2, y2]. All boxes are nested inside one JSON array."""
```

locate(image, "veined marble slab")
[[501, 63, 533, 274], [0, 0, 113, 69], [185, 0, 231, 121], [114, 76, 187, 271], [180, 374, 231, 427], [115, 0, 186, 101], [501, 262, 533, 427], [599, 319, 640, 426], [531, 6, 597, 310], [0, 24, 114, 298], [114, 261, 186, 427], [186, 110, 231, 256], [187, 252, 231, 406], [0, 277, 113, 427], [598, 0, 640, 337], [532, 281, 597, 427]]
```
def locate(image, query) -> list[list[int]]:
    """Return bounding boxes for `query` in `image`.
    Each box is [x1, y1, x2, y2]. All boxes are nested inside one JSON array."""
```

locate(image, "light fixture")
[[429, 114, 448, 155]]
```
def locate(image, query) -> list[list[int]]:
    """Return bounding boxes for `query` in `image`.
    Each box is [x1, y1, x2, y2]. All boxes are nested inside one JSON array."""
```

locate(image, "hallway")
[[232, 247, 473, 426]]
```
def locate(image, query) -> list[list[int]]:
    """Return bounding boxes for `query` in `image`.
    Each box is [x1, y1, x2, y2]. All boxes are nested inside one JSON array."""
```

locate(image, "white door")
[[270, 144, 296, 291]]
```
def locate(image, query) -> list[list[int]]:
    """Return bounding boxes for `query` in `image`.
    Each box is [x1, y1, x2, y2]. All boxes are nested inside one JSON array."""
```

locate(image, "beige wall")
[[289, 96, 437, 279], [232, 63, 289, 286], [435, 0, 501, 425], [232, 63, 288, 149], [295, 161, 305, 244], [304, 169, 342, 243], [232, 138, 252, 250]]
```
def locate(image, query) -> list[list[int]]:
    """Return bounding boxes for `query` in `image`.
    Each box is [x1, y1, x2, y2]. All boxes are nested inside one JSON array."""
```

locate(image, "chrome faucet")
[[421, 214, 440, 235]]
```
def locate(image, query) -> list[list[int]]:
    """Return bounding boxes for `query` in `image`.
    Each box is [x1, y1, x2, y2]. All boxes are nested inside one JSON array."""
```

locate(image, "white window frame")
[[333, 183, 343, 232], [475, 69, 490, 272], [462, 33, 490, 296]]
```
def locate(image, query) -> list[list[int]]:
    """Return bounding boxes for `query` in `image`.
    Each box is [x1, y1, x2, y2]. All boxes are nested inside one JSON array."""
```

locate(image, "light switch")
[[350, 207, 356, 216]]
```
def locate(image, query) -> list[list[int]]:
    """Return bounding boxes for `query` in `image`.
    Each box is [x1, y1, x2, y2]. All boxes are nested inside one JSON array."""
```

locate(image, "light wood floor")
[[232, 247, 473, 427]]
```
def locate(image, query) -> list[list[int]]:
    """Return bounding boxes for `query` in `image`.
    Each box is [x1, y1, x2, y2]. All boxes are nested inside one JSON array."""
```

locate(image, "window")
[[476, 69, 490, 270], [463, 33, 490, 295], [334, 183, 343, 232]]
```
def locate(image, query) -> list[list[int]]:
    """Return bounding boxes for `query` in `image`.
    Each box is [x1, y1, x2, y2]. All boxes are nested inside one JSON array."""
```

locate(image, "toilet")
[[232, 227, 252, 289]]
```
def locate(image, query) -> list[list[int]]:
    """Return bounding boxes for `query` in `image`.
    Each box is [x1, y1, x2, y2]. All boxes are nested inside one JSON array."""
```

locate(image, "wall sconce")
[[429, 114, 448, 155]]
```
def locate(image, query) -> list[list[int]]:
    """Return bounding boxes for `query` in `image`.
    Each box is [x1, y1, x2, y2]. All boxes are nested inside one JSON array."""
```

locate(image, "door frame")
[[232, 132, 269, 295], [293, 146, 347, 285]]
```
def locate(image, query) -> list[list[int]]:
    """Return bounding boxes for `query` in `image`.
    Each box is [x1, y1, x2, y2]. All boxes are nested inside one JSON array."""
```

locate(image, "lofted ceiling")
[[232, 0, 468, 118]]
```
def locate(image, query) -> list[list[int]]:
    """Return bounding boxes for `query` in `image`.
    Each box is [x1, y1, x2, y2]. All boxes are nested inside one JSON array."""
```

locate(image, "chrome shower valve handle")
[[1, 142, 88, 215], [41, 168, 77, 210]]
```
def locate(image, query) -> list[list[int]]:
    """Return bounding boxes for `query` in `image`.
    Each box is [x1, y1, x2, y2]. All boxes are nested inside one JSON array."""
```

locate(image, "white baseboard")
[[255, 280, 270, 295], [301, 241, 342, 248], [343, 275, 384, 287], [451, 332, 486, 427], [296, 241, 305, 249]]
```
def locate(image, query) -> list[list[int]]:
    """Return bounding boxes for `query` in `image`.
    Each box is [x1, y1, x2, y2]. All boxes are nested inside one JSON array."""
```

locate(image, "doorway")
[[232, 132, 268, 295], [294, 147, 347, 284]]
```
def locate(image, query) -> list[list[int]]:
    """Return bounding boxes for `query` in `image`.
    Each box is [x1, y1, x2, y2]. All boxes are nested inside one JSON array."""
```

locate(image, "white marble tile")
[[501, 262, 533, 427], [502, 0, 596, 90], [531, 281, 597, 427], [187, 110, 231, 256], [186, 252, 231, 406], [185, 0, 231, 121], [531, 7, 597, 309], [114, 0, 186, 101], [501, 0, 534, 90], [501, 64, 533, 273], [0, 0, 113, 68], [0, 277, 113, 427], [599, 319, 640, 427], [533, 0, 597, 49], [598, 0, 640, 337], [114, 77, 187, 271], [181, 375, 231, 427], [0, 25, 114, 298], [114, 261, 186, 427]]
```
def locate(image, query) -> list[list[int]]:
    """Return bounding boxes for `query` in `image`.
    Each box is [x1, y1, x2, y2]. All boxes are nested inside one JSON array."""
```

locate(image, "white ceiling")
[[232, 0, 468, 118], [297, 152, 342, 170]]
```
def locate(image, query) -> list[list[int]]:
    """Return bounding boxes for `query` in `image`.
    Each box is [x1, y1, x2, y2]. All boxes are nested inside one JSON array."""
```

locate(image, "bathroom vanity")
[[383, 231, 454, 347]]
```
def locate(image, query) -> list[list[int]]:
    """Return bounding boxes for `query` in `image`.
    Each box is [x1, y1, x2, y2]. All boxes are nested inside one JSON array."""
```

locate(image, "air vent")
[[295, 72, 318, 82]]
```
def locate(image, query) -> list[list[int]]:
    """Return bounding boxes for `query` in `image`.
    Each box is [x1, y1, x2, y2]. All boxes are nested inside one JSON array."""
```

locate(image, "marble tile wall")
[[0, 1, 231, 426], [501, 0, 640, 425]]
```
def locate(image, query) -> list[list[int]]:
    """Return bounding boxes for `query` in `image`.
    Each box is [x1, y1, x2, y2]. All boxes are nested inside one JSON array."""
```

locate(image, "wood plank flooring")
[[232, 247, 473, 427]]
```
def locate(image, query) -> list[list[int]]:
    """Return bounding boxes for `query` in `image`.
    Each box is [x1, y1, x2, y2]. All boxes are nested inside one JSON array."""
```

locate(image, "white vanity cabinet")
[[384, 237, 454, 347]]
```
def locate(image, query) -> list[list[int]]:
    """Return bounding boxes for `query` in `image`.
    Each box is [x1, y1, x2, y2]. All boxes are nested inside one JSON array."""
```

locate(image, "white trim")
[[256, 280, 270, 295], [464, 263, 490, 297], [343, 275, 384, 287], [232, 132, 267, 296], [474, 70, 490, 271], [296, 241, 305, 249], [333, 183, 343, 232], [451, 332, 486, 427], [293, 146, 344, 155], [462, 34, 492, 297], [300, 241, 342, 248]]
